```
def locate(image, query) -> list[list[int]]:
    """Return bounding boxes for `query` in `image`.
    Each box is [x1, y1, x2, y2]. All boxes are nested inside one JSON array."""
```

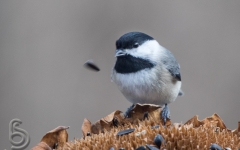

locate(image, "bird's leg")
[[124, 104, 135, 118], [161, 104, 170, 125]]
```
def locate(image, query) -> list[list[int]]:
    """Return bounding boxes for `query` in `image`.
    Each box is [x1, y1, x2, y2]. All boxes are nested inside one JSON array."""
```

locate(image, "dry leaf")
[[232, 121, 240, 135], [102, 110, 123, 122], [31, 126, 69, 150], [184, 113, 228, 130], [91, 120, 102, 135], [82, 118, 92, 137]]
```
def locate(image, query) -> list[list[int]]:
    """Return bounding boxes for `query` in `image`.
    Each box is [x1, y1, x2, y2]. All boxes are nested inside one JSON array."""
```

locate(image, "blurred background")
[[1, 1, 240, 149]]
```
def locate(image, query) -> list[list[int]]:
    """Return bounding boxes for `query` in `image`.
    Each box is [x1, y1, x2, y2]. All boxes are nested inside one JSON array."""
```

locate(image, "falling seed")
[[146, 144, 159, 150], [209, 143, 222, 150], [117, 128, 135, 136], [84, 60, 100, 72], [124, 104, 134, 118], [151, 125, 160, 129], [154, 134, 165, 148], [135, 146, 146, 150]]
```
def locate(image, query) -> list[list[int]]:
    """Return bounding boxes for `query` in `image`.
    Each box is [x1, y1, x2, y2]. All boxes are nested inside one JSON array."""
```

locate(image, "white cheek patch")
[[125, 40, 166, 63]]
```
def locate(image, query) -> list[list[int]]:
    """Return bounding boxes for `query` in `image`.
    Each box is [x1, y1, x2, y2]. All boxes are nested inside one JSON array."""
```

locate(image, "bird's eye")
[[133, 43, 139, 48]]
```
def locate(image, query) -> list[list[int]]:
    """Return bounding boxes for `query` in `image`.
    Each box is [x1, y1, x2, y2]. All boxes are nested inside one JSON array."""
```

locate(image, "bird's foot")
[[124, 104, 135, 118], [161, 104, 170, 125]]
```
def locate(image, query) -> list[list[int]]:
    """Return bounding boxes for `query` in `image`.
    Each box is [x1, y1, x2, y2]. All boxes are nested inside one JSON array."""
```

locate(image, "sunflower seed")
[[135, 146, 146, 150], [117, 128, 135, 136], [146, 144, 159, 150], [209, 143, 222, 150], [154, 134, 165, 148]]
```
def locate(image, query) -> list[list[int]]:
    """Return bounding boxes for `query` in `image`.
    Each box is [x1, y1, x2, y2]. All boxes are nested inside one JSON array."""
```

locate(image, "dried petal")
[[82, 118, 92, 137], [185, 114, 228, 131], [34, 126, 69, 149]]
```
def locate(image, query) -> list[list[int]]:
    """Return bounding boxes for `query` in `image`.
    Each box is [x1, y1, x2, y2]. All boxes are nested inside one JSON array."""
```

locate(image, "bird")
[[111, 32, 183, 124]]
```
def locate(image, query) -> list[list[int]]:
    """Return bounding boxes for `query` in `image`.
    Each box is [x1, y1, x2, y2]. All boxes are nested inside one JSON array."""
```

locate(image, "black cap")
[[116, 32, 154, 50]]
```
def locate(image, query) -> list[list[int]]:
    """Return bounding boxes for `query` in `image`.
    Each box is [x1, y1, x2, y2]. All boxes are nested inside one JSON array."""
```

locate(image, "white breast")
[[112, 66, 181, 106]]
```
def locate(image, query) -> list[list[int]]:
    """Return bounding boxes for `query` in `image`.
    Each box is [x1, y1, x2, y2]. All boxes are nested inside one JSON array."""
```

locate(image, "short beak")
[[115, 49, 126, 57]]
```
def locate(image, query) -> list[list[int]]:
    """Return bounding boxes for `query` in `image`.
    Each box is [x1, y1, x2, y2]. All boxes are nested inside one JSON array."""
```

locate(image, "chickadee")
[[111, 32, 183, 123]]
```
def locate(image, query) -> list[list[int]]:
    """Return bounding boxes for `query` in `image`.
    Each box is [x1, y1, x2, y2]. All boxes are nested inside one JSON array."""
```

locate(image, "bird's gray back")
[[161, 48, 181, 81]]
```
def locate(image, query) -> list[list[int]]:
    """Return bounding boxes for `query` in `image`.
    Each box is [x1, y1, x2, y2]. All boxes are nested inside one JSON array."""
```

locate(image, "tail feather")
[[178, 89, 184, 96]]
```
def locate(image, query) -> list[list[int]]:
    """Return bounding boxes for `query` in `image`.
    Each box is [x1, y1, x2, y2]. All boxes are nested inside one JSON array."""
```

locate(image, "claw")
[[124, 104, 135, 118], [161, 104, 170, 125]]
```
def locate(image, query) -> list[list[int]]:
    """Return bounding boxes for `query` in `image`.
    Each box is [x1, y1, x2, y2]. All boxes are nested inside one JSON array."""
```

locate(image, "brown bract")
[[232, 122, 240, 135], [184, 113, 228, 131], [31, 126, 69, 150]]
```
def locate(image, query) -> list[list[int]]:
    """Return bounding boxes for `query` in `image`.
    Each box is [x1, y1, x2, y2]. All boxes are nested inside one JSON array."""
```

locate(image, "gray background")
[[0, 1, 240, 149]]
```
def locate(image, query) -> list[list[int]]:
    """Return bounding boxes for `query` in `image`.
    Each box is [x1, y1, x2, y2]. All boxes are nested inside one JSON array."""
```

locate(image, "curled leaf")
[[41, 126, 69, 148], [31, 126, 69, 150], [184, 113, 228, 131]]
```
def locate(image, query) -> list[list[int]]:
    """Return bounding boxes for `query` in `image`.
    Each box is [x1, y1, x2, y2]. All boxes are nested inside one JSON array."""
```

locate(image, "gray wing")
[[161, 49, 181, 81]]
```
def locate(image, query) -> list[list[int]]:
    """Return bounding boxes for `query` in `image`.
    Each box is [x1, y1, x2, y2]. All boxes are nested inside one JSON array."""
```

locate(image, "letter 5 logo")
[[9, 119, 30, 150]]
